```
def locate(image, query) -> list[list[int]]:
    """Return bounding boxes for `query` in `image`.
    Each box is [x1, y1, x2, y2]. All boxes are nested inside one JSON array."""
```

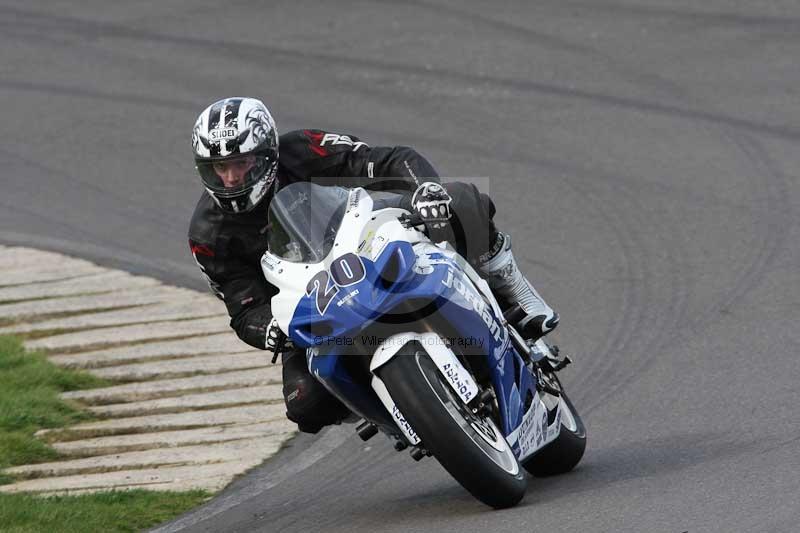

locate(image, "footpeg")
[[544, 343, 572, 372], [356, 420, 379, 441], [551, 355, 572, 372], [409, 445, 430, 461], [530, 341, 573, 373]]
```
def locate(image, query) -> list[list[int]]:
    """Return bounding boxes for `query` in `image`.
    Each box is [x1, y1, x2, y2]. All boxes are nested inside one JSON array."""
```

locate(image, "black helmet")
[[192, 97, 278, 213]]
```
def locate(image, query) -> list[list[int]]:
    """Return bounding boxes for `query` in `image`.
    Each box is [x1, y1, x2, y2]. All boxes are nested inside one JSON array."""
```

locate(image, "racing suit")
[[189, 129, 499, 433]]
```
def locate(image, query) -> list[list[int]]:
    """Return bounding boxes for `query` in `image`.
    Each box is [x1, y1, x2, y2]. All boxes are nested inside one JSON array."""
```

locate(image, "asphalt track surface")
[[2, 1, 799, 531]]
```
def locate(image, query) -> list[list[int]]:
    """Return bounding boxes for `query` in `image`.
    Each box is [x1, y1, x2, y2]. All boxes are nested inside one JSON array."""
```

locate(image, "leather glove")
[[411, 182, 453, 230], [266, 317, 291, 363]]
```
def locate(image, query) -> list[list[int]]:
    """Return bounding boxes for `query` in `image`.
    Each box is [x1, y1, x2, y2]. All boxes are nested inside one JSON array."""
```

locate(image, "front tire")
[[378, 341, 526, 509]]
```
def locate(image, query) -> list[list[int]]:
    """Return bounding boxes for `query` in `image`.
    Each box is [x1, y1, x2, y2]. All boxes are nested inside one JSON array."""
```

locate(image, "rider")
[[188, 97, 558, 434]]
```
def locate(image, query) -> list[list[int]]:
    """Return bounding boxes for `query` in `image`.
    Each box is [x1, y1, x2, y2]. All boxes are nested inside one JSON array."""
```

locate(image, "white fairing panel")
[[506, 391, 562, 461]]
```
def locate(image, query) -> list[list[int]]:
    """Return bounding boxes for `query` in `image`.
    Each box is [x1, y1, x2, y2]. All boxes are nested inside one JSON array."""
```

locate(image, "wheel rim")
[[468, 414, 506, 452], [559, 395, 578, 432], [415, 352, 520, 476]]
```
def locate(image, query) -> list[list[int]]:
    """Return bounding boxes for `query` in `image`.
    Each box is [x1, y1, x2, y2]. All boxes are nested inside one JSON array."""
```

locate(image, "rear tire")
[[379, 341, 527, 509], [523, 389, 586, 477]]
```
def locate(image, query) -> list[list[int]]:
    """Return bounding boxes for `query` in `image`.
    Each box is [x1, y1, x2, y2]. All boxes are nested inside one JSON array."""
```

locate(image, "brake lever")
[[398, 213, 425, 229], [270, 333, 287, 364]]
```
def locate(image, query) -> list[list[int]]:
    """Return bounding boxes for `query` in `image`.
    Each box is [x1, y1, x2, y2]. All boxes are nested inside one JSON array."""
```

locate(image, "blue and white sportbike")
[[261, 182, 586, 509]]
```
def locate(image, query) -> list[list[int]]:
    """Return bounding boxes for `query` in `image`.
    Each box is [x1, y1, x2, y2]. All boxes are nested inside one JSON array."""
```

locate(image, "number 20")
[[305, 253, 366, 315]]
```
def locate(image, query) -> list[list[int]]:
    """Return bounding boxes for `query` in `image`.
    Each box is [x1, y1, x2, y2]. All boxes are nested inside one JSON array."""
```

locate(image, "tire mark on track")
[[371, 0, 595, 55], [380, 0, 702, 101], [582, 126, 793, 415], [0, 147, 177, 226], [2, 5, 799, 143], [693, 134, 794, 322], [557, 0, 800, 32], [553, 167, 667, 407], [0, 80, 201, 111]]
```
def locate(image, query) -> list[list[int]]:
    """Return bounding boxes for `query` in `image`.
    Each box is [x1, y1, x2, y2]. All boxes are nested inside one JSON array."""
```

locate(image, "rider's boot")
[[478, 232, 559, 341]]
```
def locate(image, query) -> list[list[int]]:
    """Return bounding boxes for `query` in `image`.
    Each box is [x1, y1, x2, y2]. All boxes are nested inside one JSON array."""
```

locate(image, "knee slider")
[[282, 354, 349, 433]]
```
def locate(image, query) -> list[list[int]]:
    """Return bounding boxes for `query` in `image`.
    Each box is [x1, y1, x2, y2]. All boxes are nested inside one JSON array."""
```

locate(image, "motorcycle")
[[261, 181, 586, 509]]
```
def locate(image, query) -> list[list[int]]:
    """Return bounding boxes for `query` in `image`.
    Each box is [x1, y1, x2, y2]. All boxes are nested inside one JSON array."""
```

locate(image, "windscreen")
[[267, 182, 350, 263]]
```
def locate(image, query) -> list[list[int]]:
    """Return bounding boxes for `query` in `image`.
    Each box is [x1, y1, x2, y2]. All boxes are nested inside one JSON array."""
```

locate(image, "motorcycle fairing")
[[262, 187, 556, 456]]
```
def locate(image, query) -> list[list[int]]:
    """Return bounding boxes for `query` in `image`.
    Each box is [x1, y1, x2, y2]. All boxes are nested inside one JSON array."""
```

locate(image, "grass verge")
[[0, 490, 209, 533], [0, 335, 108, 477], [0, 336, 210, 531]]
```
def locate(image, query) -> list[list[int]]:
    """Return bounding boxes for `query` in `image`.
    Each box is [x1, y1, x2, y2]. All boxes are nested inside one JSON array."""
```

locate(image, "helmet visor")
[[197, 154, 274, 194]]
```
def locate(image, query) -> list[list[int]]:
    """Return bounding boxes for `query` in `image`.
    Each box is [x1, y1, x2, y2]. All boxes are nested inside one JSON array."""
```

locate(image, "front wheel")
[[523, 388, 586, 477], [378, 341, 526, 509]]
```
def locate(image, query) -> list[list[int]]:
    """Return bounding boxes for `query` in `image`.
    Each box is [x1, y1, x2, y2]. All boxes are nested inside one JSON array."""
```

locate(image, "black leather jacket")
[[188, 129, 439, 349]]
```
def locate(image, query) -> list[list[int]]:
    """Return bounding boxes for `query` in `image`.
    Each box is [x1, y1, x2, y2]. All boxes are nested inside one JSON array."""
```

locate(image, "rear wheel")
[[523, 387, 586, 477], [379, 341, 526, 509]]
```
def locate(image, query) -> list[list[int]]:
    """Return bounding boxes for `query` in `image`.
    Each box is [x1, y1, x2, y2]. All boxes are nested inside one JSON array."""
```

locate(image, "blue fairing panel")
[[290, 242, 505, 353]]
